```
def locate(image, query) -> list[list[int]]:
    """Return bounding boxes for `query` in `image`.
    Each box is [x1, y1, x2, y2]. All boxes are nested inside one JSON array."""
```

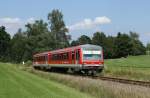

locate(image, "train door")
[[75, 50, 80, 64]]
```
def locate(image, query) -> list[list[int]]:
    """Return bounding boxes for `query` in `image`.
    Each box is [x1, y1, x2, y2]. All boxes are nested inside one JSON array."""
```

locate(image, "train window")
[[62, 52, 69, 60], [66, 53, 69, 60], [63, 53, 67, 59], [45, 55, 47, 61], [59, 54, 62, 60], [76, 50, 80, 60], [54, 54, 57, 60], [51, 53, 69, 60], [52, 54, 55, 60], [52, 54, 61, 60], [72, 52, 75, 59]]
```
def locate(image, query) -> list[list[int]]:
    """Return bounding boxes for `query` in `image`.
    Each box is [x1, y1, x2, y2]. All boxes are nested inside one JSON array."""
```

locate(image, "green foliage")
[[113, 32, 133, 58], [78, 35, 91, 45], [71, 40, 79, 46], [146, 43, 150, 55], [70, 35, 91, 46], [129, 31, 139, 40], [10, 20, 51, 62], [92, 32, 106, 46], [130, 39, 146, 55], [147, 43, 150, 50], [92, 32, 115, 59], [24, 60, 32, 67], [8, 9, 70, 63], [129, 31, 146, 55], [0, 9, 146, 62], [10, 29, 27, 63], [71, 31, 146, 59], [25, 20, 48, 37], [48, 9, 69, 49], [0, 26, 11, 62]]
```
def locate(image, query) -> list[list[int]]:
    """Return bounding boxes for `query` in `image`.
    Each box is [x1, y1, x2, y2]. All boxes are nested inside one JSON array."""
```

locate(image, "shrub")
[[25, 60, 32, 67]]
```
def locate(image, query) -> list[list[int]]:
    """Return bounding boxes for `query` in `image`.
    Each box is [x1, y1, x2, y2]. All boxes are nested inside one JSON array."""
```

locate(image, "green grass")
[[26, 69, 150, 98], [1, 55, 150, 98], [104, 55, 150, 81], [0, 63, 93, 98]]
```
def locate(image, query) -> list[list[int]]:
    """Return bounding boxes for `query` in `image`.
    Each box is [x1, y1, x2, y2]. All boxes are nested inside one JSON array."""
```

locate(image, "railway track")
[[66, 72, 150, 87], [92, 76, 150, 87], [29, 67, 150, 88]]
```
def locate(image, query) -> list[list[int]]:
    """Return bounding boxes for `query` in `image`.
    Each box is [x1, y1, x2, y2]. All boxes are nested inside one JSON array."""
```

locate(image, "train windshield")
[[83, 50, 102, 60]]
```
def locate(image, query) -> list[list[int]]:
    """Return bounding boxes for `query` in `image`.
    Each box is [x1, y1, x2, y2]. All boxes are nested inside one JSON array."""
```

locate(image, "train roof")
[[80, 44, 102, 50], [34, 44, 102, 57]]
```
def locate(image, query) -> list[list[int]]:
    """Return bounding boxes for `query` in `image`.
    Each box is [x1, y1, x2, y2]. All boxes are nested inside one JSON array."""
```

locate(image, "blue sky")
[[0, 0, 150, 45]]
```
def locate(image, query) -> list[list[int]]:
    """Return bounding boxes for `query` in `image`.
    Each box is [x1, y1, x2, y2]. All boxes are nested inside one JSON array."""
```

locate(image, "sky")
[[0, 0, 150, 45]]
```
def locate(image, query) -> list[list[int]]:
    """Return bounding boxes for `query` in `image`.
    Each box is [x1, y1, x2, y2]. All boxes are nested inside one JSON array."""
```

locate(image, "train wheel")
[[67, 68, 75, 74], [91, 70, 97, 76]]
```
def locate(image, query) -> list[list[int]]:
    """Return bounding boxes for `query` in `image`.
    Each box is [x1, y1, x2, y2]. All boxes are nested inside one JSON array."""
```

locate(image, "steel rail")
[[92, 76, 150, 87]]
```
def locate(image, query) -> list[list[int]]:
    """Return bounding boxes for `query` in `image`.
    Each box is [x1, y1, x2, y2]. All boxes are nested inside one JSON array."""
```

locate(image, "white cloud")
[[145, 32, 150, 36], [67, 16, 111, 31], [0, 17, 22, 29], [27, 17, 35, 23], [0, 17, 36, 36]]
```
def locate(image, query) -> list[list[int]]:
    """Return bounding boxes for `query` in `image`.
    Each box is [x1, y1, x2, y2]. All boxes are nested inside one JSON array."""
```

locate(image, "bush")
[[25, 60, 32, 67]]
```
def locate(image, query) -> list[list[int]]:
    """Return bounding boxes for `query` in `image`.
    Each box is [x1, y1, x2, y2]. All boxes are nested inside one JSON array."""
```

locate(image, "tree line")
[[0, 9, 149, 63], [71, 32, 146, 59]]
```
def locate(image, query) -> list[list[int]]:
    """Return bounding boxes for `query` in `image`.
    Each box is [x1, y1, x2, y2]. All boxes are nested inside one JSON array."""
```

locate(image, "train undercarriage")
[[33, 65, 103, 76]]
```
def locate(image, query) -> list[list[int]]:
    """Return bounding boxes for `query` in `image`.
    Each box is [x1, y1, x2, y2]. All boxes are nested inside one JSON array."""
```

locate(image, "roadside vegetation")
[[1, 55, 150, 98], [24, 67, 150, 98], [0, 62, 94, 98], [104, 55, 150, 81]]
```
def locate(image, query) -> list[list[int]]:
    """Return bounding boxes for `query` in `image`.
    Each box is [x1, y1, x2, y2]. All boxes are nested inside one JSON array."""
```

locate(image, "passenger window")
[[76, 50, 80, 60], [72, 52, 75, 59]]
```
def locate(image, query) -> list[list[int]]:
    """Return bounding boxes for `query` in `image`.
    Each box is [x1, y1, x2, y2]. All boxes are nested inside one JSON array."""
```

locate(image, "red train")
[[33, 44, 104, 75]]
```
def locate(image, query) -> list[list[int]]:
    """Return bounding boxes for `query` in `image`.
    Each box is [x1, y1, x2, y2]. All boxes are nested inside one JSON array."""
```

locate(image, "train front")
[[81, 44, 104, 75]]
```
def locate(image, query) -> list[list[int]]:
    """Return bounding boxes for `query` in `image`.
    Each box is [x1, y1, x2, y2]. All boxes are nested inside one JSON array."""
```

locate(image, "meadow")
[[104, 55, 150, 81], [0, 63, 93, 98], [26, 68, 150, 98], [1, 55, 150, 98]]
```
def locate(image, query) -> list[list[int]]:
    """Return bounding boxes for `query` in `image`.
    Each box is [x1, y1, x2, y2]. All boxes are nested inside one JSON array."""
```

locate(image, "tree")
[[25, 20, 48, 37], [92, 32, 110, 58], [92, 32, 106, 46], [71, 40, 79, 46], [130, 39, 146, 55], [114, 33, 133, 58], [129, 31, 146, 55], [129, 31, 139, 40], [34, 32, 58, 52], [48, 9, 69, 48], [147, 43, 150, 50], [23, 20, 50, 60], [0, 26, 11, 61], [10, 29, 27, 62], [146, 43, 150, 55], [104, 36, 115, 58], [78, 35, 91, 45]]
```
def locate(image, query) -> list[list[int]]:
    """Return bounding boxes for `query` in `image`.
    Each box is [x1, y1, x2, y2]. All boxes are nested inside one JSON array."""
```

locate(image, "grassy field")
[[1, 55, 150, 98], [0, 63, 93, 98], [104, 55, 150, 81], [26, 69, 150, 98]]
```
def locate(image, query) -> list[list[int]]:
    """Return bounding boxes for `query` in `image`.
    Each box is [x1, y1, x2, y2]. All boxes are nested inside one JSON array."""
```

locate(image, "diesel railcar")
[[33, 44, 104, 75]]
